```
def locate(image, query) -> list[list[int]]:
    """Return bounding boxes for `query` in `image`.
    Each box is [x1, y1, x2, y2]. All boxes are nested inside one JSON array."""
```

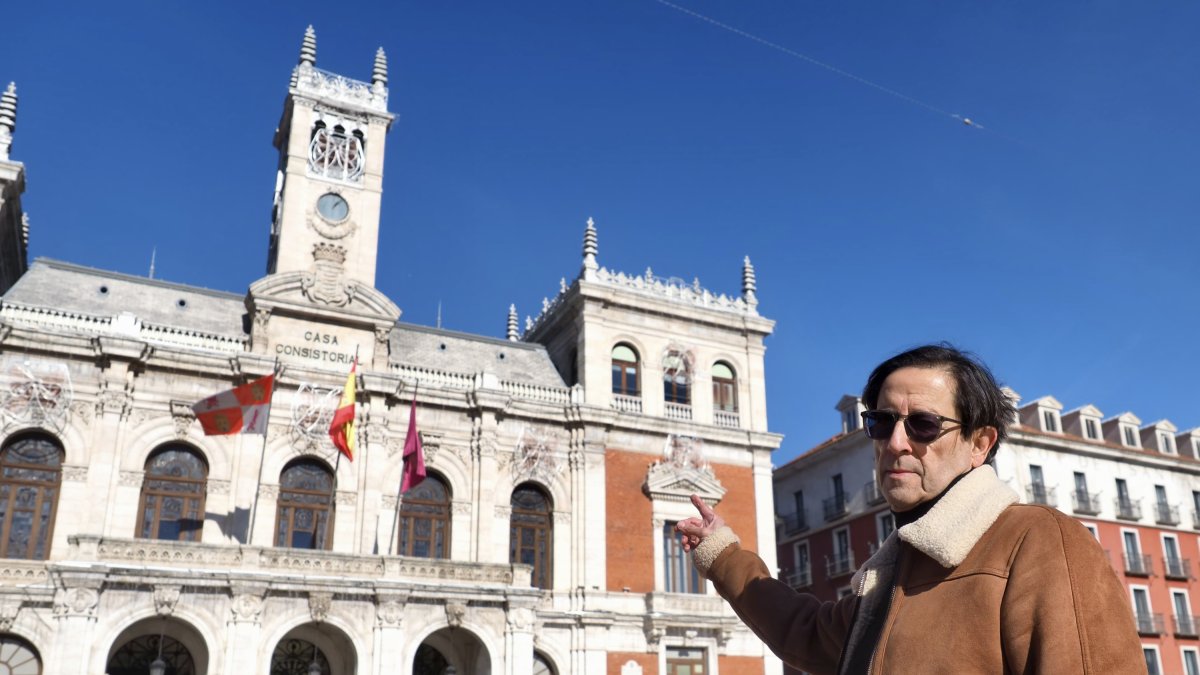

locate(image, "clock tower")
[[248, 27, 401, 371], [266, 25, 394, 289]]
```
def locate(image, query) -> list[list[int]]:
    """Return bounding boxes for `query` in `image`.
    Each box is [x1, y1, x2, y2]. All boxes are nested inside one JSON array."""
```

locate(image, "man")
[[677, 344, 1144, 674]]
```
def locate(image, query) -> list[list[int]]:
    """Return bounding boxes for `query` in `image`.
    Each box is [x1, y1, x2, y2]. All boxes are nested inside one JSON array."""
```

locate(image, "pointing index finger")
[[690, 493, 714, 520]]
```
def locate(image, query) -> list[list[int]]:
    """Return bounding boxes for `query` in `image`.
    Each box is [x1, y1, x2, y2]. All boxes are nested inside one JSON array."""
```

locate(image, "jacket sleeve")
[[696, 527, 856, 674], [1000, 510, 1148, 674]]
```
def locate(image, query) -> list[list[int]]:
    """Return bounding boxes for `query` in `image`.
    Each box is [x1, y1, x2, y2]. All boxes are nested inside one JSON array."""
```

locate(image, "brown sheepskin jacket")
[[692, 466, 1146, 674]]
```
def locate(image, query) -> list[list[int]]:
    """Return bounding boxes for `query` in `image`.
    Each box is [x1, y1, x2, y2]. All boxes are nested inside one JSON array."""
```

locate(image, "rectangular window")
[[1029, 465, 1047, 504], [1085, 418, 1099, 440], [877, 512, 895, 543], [1124, 426, 1138, 447], [832, 474, 845, 502], [834, 527, 850, 559], [1083, 523, 1099, 540], [1124, 531, 1142, 557], [663, 521, 702, 594], [666, 647, 706, 675], [1144, 647, 1161, 675], [1117, 478, 1132, 507], [793, 541, 811, 586], [1173, 591, 1190, 624], [1074, 472, 1089, 495], [1183, 648, 1200, 675], [1161, 433, 1174, 453], [793, 490, 804, 520], [1043, 409, 1058, 432], [1156, 485, 1169, 507]]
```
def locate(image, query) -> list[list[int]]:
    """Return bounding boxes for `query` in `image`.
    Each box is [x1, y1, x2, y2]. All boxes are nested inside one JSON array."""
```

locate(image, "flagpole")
[[388, 379, 416, 556], [246, 357, 280, 545], [321, 347, 358, 550]]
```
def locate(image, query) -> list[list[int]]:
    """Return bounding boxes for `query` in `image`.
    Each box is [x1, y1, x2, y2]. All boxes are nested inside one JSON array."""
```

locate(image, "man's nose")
[[885, 418, 912, 455]]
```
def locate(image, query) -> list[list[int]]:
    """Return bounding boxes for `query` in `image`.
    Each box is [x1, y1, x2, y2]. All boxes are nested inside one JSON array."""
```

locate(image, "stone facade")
[[0, 27, 783, 675]]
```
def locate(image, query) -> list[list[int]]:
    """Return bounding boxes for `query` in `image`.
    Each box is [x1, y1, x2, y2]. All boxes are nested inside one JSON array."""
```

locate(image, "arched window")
[[533, 652, 557, 675], [397, 473, 451, 558], [0, 433, 63, 560], [510, 484, 552, 589], [611, 344, 640, 396], [270, 638, 330, 675], [107, 635, 195, 675], [663, 351, 691, 405], [137, 445, 207, 542], [0, 634, 41, 674], [275, 459, 335, 550], [712, 362, 738, 412]]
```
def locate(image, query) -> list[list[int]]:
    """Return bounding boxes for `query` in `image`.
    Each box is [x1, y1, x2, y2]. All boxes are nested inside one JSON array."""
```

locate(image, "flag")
[[329, 359, 357, 461], [192, 374, 274, 435], [400, 392, 426, 492]]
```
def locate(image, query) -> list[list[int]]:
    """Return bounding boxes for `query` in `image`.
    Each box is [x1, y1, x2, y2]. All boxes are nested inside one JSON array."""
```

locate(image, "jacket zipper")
[[865, 582, 898, 675]]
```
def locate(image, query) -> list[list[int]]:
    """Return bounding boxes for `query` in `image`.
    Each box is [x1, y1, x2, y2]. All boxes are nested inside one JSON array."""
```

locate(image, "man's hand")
[[676, 493, 726, 553]]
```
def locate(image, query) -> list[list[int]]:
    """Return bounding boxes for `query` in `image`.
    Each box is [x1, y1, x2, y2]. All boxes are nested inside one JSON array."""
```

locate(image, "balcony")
[[1155, 502, 1181, 526], [1025, 484, 1056, 507], [786, 566, 812, 589], [1164, 556, 1191, 580], [826, 552, 855, 579], [611, 393, 643, 414], [1136, 611, 1165, 637], [1115, 498, 1143, 521], [778, 512, 809, 536], [1071, 490, 1102, 515], [1124, 553, 1153, 577], [1174, 614, 1200, 638], [713, 409, 740, 428], [864, 481, 885, 506], [823, 495, 849, 522], [664, 402, 692, 421]]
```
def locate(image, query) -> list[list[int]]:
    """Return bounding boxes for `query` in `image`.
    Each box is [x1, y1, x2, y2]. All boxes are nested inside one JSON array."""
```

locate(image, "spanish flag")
[[328, 359, 357, 461]]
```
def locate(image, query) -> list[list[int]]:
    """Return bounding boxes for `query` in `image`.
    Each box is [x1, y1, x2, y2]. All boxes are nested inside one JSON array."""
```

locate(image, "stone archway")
[[414, 627, 490, 675], [106, 617, 208, 675], [270, 623, 356, 675]]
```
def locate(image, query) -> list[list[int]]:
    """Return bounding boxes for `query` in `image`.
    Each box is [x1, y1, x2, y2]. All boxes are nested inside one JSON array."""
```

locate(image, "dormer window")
[[843, 409, 858, 433], [1084, 418, 1099, 440], [1123, 426, 1138, 447], [1160, 433, 1175, 454], [1043, 409, 1059, 433]]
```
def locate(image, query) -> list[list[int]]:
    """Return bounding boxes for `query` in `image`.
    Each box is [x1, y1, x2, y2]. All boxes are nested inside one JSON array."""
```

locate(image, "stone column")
[[371, 591, 407, 675], [503, 605, 535, 675], [48, 579, 100, 675], [469, 381, 507, 562], [225, 585, 267, 674]]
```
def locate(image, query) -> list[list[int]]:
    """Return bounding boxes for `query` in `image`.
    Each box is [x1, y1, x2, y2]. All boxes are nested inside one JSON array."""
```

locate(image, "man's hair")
[[861, 343, 1015, 464]]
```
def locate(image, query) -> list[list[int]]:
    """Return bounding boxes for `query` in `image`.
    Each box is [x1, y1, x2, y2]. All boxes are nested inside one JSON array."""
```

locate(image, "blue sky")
[[2, 2, 1197, 464]]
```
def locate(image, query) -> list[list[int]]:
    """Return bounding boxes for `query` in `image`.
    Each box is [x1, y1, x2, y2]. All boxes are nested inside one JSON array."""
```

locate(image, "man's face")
[[873, 366, 991, 512]]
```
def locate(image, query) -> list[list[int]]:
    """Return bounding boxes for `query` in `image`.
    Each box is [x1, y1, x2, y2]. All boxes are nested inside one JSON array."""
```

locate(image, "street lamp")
[[307, 660, 322, 675], [149, 631, 166, 675]]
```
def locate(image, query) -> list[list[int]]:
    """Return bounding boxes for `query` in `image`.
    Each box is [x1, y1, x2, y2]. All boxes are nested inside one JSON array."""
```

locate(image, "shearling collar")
[[854, 465, 1019, 590]]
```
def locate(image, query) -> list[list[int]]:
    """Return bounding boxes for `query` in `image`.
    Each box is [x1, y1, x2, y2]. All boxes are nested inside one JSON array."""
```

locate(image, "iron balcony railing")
[[1071, 490, 1102, 515], [1115, 498, 1143, 521], [1026, 484, 1056, 507], [1155, 502, 1181, 526], [787, 566, 812, 589], [864, 481, 885, 506], [826, 552, 855, 579], [1124, 553, 1153, 576], [778, 512, 808, 536], [1164, 556, 1191, 580], [1174, 614, 1200, 638], [823, 495, 849, 522], [1136, 611, 1165, 636]]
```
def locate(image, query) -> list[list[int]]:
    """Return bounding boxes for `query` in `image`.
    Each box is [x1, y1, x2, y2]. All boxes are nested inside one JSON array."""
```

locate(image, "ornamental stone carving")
[[335, 490, 356, 506], [621, 661, 644, 675], [0, 599, 21, 631], [494, 505, 512, 519], [258, 484, 280, 500], [208, 479, 230, 495], [309, 591, 333, 623], [445, 601, 467, 628], [171, 402, 196, 438], [127, 408, 151, 431], [53, 587, 99, 618], [451, 500, 472, 516], [154, 585, 182, 616], [62, 465, 88, 482], [96, 389, 132, 417], [506, 607, 535, 632], [375, 595, 405, 628], [230, 591, 264, 623], [300, 243, 356, 307], [119, 471, 144, 488], [69, 400, 93, 426]]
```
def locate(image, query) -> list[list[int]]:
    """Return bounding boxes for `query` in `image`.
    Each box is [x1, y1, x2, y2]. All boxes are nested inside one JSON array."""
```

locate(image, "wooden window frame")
[[136, 445, 207, 543], [611, 345, 640, 396], [397, 473, 451, 559], [274, 459, 335, 551], [510, 485, 553, 589], [0, 433, 64, 561]]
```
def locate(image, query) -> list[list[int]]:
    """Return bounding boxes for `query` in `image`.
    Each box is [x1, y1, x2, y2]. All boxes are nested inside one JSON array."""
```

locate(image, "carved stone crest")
[[309, 591, 333, 623], [53, 587, 99, 617], [300, 243, 356, 307], [510, 425, 562, 485], [376, 596, 405, 628], [170, 400, 197, 438], [506, 607, 535, 631], [0, 357, 74, 432], [445, 601, 467, 628], [154, 585, 182, 616], [230, 591, 264, 623]]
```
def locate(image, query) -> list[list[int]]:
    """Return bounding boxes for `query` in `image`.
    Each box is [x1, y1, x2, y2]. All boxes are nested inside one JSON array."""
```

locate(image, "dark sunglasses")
[[861, 410, 962, 443]]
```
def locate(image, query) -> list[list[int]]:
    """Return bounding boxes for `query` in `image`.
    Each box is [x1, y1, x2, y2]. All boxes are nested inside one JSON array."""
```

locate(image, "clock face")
[[316, 193, 350, 222]]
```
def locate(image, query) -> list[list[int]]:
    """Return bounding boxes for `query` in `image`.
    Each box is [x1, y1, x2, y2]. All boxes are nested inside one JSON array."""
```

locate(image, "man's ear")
[[970, 426, 998, 468]]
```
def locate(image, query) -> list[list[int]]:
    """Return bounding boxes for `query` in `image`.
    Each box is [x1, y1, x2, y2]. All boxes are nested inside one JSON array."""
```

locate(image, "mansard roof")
[[390, 323, 565, 387]]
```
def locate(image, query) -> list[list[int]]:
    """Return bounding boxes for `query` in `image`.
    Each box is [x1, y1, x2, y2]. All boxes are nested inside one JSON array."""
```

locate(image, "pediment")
[[248, 272, 400, 323], [643, 462, 726, 505]]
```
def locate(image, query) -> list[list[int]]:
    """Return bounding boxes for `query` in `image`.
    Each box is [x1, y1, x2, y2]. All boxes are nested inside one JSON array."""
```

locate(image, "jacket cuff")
[[691, 526, 740, 577]]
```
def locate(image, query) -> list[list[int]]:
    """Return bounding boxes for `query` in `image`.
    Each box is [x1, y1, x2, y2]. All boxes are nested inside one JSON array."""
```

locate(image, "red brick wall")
[[607, 449, 655, 592], [609, 652, 656, 674], [711, 463, 759, 553], [718, 655, 764, 675]]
